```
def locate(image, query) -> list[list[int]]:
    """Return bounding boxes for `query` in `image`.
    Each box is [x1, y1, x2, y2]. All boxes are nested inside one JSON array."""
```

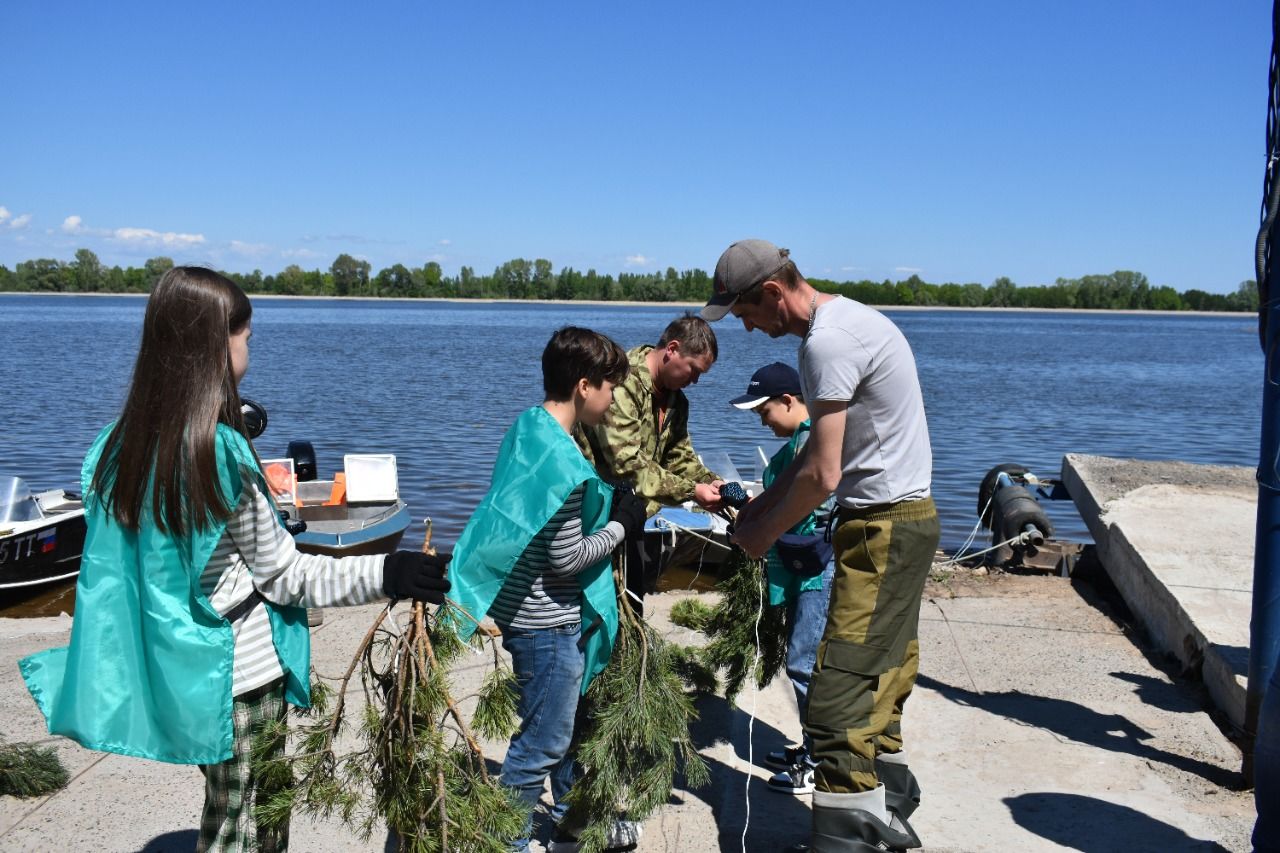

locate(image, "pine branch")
[[561, 552, 709, 853], [254, 598, 528, 851], [0, 741, 69, 798], [699, 547, 789, 701], [668, 597, 714, 631]]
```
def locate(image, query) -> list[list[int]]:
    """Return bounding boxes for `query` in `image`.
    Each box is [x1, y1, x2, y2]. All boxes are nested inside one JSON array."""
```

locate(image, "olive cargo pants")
[[804, 497, 939, 794]]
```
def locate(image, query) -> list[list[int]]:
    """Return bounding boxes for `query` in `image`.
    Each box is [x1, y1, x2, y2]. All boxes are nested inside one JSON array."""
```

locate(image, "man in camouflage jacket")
[[576, 314, 725, 517]]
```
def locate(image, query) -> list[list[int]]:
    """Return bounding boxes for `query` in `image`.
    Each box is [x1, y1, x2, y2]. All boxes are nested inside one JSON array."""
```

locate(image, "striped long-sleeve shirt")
[[199, 467, 387, 696], [488, 484, 624, 631]]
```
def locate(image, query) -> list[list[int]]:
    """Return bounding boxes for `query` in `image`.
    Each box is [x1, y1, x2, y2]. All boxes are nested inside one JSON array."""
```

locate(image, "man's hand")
[[734, 492, 768, 527], [730, 519, 774, 559], [693, 480, 725, 511]]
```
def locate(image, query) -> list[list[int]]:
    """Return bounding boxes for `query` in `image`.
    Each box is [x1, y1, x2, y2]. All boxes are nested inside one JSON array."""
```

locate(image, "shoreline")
[[0, 291, 1255, 318]]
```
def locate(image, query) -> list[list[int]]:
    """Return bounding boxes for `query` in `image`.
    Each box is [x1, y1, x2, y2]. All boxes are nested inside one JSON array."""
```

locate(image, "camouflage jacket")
[[576, 345, 718, 515]]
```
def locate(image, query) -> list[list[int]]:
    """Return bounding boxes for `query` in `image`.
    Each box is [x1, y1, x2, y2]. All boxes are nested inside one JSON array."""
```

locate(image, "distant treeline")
[[0, 248, 1260, 312]]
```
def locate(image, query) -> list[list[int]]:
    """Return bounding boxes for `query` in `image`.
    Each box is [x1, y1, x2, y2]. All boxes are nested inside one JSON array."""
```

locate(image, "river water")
[[0, 294, 1262, 566]]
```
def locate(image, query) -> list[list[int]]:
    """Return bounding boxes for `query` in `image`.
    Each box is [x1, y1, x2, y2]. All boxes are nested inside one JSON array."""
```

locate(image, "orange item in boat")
[[323, 472, 347, 506], [264, 463, 296, 502]]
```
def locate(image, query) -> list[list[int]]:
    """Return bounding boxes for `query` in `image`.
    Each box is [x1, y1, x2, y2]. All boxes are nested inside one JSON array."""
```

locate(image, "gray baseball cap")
[[701, 239, 790, 321]]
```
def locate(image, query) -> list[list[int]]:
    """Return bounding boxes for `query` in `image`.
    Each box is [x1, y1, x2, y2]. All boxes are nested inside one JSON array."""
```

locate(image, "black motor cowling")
[[978, 464, 1053, 552], [287, 440, 318, 482]]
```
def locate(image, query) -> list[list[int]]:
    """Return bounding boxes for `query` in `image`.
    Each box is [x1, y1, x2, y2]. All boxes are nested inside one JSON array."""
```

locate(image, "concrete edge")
[[1060, 453, 1246, 731]]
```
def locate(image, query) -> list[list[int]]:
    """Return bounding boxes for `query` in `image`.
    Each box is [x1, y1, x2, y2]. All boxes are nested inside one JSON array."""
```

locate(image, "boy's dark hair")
[[657, 313, 718, 360], [542, 326, 629, 401]]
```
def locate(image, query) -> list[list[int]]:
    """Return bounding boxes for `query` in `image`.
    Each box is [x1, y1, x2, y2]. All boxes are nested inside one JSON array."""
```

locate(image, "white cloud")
[[438, 239, 451, 246], [111, 226, 205, 247], [9, 213, 31, 229], [229, 240, 271, 257], [0, 206, 10, 222], [894, 266, 922, 274], [625, 254, 651, 267], [62, 215, 82, 233], [840, 265, 862, 272], [281, 247, 321, 260]]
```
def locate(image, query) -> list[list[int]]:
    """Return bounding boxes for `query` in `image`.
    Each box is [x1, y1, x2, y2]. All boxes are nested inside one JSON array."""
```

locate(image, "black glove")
[[382, 550, 452, 604], [609, 490, 648, 541]]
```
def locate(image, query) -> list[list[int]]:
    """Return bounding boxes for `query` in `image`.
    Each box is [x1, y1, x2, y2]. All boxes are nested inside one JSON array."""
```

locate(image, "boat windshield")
[[0, 476, 44, 524]]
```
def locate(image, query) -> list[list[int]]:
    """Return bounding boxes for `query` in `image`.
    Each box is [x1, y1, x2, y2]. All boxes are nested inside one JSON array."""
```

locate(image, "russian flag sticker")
[[37, 529, 56, 554]]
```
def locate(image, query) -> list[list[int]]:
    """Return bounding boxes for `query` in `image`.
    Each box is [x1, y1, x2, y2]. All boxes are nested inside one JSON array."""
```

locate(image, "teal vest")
[[448, 406, 618, 693], [19, 424, 311, 765], [764, 420, 828, 606]]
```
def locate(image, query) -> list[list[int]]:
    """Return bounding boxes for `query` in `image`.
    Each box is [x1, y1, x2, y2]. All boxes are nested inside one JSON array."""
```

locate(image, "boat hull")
[[291, 501, 411, 558], [0, 512, 87, 590]]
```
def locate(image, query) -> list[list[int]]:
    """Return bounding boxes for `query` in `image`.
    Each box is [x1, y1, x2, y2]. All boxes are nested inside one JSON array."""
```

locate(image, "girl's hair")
[[542, 326, 629, 401], [92, 266, 253, 535]]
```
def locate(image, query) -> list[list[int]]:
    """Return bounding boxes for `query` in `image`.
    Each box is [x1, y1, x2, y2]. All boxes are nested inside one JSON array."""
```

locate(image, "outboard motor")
[[978, 464, 1054, 564], [287, 440, 318, 482]]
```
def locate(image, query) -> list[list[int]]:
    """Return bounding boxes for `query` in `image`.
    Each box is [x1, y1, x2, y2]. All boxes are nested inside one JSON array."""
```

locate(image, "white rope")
[[741, 556, 765, 853], [955, 493, 994, 557], [934, 530, 1033, 569], [652, 516, 734, 552]]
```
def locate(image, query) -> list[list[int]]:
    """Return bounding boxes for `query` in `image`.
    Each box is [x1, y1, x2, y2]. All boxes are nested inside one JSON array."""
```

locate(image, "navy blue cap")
[[730, 362, 802, 409]]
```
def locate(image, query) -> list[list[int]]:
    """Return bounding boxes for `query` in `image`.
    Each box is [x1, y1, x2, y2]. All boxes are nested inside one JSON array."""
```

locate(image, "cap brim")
[[701, 294, 738, 321], [730, 394, 770, 410]]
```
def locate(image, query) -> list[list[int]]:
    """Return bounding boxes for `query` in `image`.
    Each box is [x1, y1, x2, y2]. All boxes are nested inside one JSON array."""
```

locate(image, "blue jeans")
[[786, 560, 836, 753], [499, 623, 585, 853]]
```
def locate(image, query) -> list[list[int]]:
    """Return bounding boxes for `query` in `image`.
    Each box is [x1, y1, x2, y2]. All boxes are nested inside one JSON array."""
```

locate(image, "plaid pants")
[[198, 680, 289, 852]]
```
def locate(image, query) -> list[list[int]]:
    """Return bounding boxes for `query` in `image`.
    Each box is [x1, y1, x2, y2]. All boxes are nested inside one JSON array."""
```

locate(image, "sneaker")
[[547, 820, 642, 852], [767, 760, 815, 795], [763, 744, 807, 771]]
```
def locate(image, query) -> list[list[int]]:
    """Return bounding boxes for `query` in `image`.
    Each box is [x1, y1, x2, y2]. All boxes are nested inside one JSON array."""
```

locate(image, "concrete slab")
[[1061, 454, 1255, 730], [0, 571, 1254, 852]]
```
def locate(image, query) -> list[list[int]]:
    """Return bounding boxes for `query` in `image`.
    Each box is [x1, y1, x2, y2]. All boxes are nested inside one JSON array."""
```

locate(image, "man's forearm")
[[752, 461, 831, 544]]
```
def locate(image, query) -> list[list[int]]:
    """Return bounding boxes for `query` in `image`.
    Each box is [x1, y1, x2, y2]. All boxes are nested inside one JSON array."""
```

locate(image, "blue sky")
[[0, 2, 1269, 292]]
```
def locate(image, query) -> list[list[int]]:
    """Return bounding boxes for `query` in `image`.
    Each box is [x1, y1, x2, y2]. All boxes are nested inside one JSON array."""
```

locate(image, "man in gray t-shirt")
[[703, 239, 940, 853]]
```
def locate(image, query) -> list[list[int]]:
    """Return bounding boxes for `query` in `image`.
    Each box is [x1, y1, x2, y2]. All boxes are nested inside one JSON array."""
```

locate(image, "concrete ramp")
[[1061, 453, 1254, 730]]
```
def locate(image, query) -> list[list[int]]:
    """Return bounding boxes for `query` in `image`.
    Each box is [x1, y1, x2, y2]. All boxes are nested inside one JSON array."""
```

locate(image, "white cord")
[[652, 516, 733, 552], [934, 530, 1033, 569], [741, 557, 766, 853], [954, 493, 994, 557]]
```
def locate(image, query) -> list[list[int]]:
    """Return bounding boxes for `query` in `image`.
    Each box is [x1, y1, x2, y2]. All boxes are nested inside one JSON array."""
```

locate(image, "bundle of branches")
[[0, 739, 69, 798], [562, 555, 710, 852], [672, 546, 789, 701], [255, 523, 526, 853]]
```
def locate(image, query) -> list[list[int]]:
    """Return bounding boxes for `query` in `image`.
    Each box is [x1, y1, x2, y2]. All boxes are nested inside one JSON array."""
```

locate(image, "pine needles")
[[0, 740, 69, 798], [681, 546, 790, 702], [254, 600, 526, 851], [254, 521, 526, 852], [561, 556, 710, 853]]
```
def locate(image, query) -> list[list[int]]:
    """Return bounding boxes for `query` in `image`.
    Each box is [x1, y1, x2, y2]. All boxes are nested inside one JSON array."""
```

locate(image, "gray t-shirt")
[[798, 296, 932, 508]]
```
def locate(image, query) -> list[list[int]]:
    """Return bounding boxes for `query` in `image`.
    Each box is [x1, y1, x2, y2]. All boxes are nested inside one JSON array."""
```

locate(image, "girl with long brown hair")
[[21, 266, 450, 852]]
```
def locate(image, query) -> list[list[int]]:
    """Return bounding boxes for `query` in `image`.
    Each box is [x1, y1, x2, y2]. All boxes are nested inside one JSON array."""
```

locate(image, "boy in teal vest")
[[447, 327, 648, 853], [731, 361, 836, 796]]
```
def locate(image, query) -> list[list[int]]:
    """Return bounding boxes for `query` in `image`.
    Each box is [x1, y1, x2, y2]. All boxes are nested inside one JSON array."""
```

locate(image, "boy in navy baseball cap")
[[732, 361, 835, 795]]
